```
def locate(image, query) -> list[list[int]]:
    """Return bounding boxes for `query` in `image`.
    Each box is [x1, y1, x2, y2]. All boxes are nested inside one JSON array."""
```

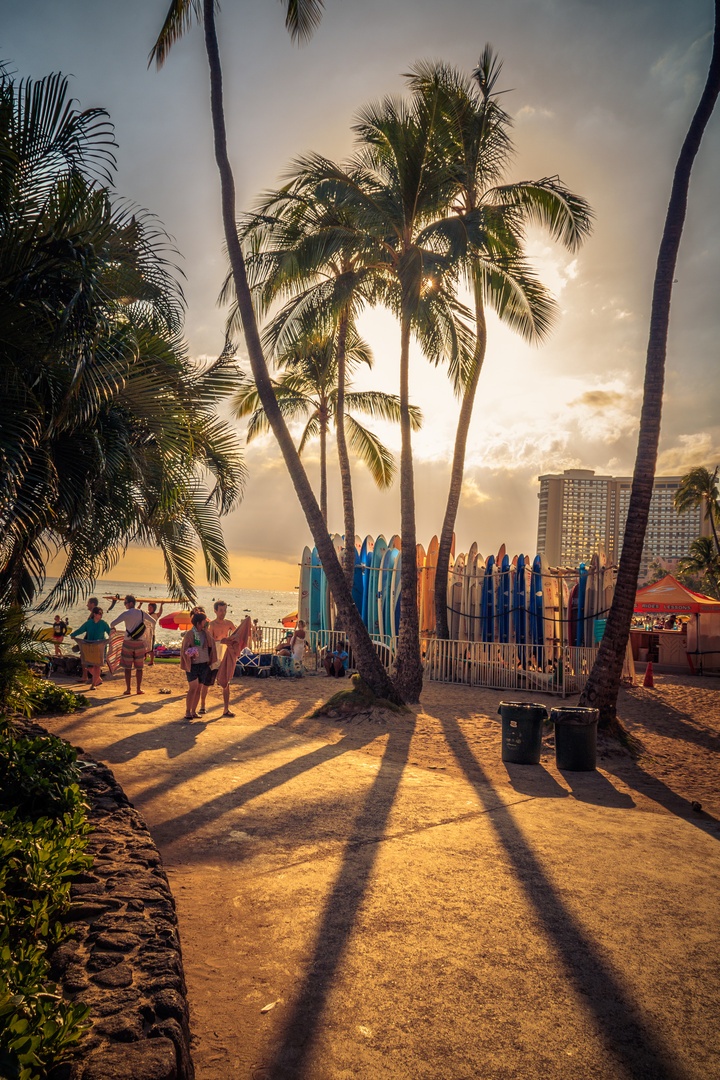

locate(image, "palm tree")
[[150, 0, 404, 703], [0, 69, 245, 607], [406, 53, 593, 639], [231, 317, 420, 521], [296, 97, 475, 699], [674, 466, 720, 556], [677, 536, 720, 599], [227, 173, 390, 584], [579, 1, 720, 728]]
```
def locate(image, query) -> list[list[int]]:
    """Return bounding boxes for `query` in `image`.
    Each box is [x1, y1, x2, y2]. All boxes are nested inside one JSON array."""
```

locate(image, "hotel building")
[[536, 469, 710, 579]]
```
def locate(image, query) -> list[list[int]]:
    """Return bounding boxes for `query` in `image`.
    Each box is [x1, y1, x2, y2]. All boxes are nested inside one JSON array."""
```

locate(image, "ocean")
[[30, 579, 298, 647]]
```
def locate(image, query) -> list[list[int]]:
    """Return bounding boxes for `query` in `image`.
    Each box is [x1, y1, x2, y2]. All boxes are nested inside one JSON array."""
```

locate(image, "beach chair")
[[236, 649, 272, 678]]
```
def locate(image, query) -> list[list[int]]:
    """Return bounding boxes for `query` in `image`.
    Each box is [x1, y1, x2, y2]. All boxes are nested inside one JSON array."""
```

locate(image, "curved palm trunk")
[[435, 275, 487, 639], [319, 404, 328, 525], [395, 308, 423, 701], [202, 0, 402, 704], [335, 307, 356, 587], [579, 3, 720, 728]]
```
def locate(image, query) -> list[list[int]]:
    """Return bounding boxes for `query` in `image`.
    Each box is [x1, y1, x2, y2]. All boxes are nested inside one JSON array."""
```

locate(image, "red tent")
[[634, 575, 720, 614]]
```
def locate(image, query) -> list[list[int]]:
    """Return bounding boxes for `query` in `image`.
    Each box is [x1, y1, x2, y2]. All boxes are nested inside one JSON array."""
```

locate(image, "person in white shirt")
[[111, 595, 156, 696]]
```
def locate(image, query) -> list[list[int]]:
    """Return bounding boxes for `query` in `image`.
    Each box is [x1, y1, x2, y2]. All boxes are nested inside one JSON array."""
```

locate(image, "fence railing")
[[253, 627, 597, 693], [423, 640, 599, 696]]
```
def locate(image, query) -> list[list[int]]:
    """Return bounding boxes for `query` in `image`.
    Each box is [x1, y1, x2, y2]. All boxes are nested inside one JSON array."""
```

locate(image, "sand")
[[88, 660, 720, 824]]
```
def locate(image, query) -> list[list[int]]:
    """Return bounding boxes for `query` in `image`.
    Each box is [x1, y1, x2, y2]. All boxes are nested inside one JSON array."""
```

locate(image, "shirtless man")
[[200, 600, 236, 717]]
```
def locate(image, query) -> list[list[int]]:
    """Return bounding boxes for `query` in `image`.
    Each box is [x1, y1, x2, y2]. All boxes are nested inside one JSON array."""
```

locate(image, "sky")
[[5, 0, 719, 591]]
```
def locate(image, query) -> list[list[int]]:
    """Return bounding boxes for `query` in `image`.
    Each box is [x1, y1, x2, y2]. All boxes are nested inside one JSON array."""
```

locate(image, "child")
[[49, 615, 68, 657], [180, 611, 217, 720]]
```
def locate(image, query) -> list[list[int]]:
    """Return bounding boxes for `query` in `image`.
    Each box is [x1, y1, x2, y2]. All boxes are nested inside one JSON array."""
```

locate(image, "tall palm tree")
[[579, 0, 720, 728], [674, 465, 720, 556], [150, 0, 404, 703], [296, 97, 475, 699], [407, 53, 593, 639], [677, 536, 720, 599], [0, 69, 245, 607], [231, 318, 420, 521], [227, 174, 389, 584]]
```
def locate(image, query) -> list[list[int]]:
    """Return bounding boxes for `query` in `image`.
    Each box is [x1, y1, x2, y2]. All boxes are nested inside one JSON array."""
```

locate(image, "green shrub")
[[25, 678, 89, 716], [0, 726, 87, 820]]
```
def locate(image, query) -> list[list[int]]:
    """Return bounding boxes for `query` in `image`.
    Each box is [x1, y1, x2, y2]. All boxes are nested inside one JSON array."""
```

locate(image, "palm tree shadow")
[[503, 762, 568, 799], [437, 711, 687, 1080], [263, 720, 415, 1079], [102, 718, 218, 763]]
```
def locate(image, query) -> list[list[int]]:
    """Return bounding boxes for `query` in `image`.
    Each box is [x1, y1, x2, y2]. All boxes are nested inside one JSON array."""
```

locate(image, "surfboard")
[[352, 545, 364, 614], [422, 535, 439, 636], [391, 551, 403, 646], [360, 536, 374, 628], [369, 536, 387, 640], [461, 542, 477, 642], [530, 555, 543, 655], [388, 534, 401, 552], [585, 553, 599, 646], [481, 556, 495, 642], [540, 554, 559, 662], [378, 543, 397, 645], [299, 547, 312, 626], [416, 543, 426, 629], [513, 555, 525, 647], [309, 548, 322, 636], [569, 582, 579, 650], [449, 553, 465, 640], [471, 552, 484, 644], [38, 626, 72, 641], [498, 554, 511, 644], [577, 563, 588, 647], [101, 594, 178, 611]]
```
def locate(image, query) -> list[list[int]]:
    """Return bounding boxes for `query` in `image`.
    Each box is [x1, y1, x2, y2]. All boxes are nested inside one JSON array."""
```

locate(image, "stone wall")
[[42, 741, 195, 1080]]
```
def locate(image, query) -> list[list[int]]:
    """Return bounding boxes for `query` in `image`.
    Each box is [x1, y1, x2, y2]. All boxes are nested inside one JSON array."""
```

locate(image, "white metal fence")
[[422, 639, 599, 696], [254, 626, 596, 694]]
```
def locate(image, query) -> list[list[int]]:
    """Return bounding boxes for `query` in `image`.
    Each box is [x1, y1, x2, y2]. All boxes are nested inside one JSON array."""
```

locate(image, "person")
[[290, 620, 307, 663], [71, 607, 111, 688], [275, 630, 294, 655], [49, 615, 68, 657], [324, 639, 349, 677], [144, 601, 165, 666], [111, 595, 152, 696], [199, 600, 236, 718], [80, 597, 99, 680], [252, 618, 263, 647], [180, 610, 217, 720]]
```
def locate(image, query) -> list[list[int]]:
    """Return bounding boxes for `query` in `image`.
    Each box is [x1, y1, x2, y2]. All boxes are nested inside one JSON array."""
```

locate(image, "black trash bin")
[[498, 701, 548, 764], [550, 706, 599, 771]]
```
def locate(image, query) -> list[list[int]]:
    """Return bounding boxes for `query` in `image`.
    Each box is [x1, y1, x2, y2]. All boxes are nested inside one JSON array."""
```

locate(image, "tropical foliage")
[[231, 315, 421, 523], [677, 537, 720, 599], [674, 465, 720, 556], [0, 68, 245, 608]]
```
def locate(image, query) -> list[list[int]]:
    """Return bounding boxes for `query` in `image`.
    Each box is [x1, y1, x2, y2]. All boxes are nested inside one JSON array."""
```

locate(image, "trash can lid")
[[549, 706, 600, 725], [498, 701, 549, 716]]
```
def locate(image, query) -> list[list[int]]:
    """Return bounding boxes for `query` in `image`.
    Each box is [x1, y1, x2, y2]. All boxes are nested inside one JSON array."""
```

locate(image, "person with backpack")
[[111, 595, 153, 696]]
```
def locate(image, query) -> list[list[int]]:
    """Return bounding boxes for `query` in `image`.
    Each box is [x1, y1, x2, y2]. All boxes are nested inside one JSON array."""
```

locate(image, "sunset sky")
[[6, 0, 719, 591]]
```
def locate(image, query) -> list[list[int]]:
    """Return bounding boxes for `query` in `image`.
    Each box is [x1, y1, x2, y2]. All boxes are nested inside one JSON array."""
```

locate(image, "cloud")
[[460, 477, 491, 507], [657, 433, 720, 474]]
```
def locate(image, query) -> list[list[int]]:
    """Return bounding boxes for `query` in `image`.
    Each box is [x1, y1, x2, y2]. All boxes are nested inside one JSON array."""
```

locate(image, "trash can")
[[549, 707, 599, 771], [498, 701, 548, 765]]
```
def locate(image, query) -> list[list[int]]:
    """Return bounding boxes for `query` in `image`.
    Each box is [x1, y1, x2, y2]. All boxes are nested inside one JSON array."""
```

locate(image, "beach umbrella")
[[159, 611, 194, 631], [282, 610, 298, 627]]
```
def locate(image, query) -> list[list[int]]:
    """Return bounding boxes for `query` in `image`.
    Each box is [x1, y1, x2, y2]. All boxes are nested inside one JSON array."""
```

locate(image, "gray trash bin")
[[498, 701, 548, 765], [549, 706, 599, 771]]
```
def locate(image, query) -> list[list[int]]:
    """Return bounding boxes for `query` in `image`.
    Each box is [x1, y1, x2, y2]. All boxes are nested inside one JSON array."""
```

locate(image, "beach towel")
[[105, 630, 125, 675], [217, 616, 252, 687]]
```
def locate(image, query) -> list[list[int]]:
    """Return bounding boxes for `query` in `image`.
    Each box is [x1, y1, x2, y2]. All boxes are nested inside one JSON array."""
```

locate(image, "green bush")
[[25, 677, 89, 717], [0, 725, 87, 820], [0, 730, 94, 1079]]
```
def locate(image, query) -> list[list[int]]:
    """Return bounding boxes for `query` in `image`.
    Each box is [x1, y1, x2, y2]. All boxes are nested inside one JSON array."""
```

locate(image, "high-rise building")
[[536, 469, 709, 578]]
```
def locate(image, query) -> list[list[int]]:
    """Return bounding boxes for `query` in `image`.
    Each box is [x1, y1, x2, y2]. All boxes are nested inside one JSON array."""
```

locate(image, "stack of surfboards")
[[297, 536, 615, 654]]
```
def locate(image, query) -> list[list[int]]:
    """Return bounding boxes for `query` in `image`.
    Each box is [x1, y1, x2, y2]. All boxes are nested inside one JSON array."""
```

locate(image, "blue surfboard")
[[530, 555, 544, 654], [369, 536, 387, 639], [481, 556, 495, 642], [577, 563, 588, 647], [360, 536, 374, 628], [309, 548, 322, 636]]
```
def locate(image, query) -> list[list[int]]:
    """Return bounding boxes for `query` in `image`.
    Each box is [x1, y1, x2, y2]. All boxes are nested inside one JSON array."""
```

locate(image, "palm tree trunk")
[[319, 405, 328, 525], [335, 306, 356, 587], [202, 0, 402, 704], [579, 1, 720, 729], [435, 274, 487, 639], [394, 308, 423, 701]]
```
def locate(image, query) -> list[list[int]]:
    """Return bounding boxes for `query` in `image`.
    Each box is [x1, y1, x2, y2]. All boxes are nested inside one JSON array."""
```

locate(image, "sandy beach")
[[65, 661, 720, 825]]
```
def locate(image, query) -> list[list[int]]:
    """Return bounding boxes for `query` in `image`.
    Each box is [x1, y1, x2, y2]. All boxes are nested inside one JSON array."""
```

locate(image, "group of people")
[[70, 595, 165, 692], [68, 596, 351, 716]]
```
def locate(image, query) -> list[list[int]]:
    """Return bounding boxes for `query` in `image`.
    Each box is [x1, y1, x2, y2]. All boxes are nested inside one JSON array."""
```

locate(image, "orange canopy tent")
[[634, 575, 720, 614], [635, 576, 720, 672]]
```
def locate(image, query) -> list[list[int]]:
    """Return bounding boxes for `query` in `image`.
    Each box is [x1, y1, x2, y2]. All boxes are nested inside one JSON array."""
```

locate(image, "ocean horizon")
[[30, 578, 298, 646]]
